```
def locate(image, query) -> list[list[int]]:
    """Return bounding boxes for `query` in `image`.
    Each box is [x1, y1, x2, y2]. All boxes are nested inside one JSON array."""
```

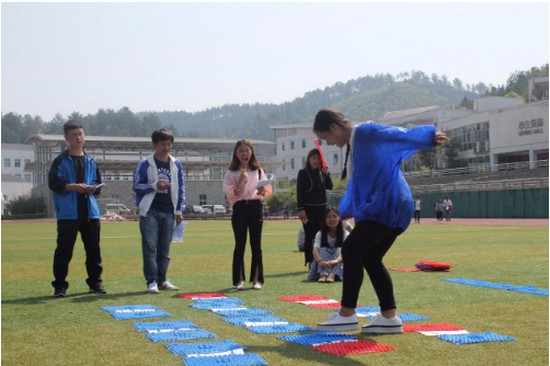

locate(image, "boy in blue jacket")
[[48, 120, 105, 297], [314, 109, 448, 333], [133, 128, 185, 294]]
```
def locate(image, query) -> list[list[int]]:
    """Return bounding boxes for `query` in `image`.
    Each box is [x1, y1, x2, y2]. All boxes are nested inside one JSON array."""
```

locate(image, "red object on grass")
[[277, 294, 332, 302], [313, 340, 395, 356], [314, 139, 328, 170], [178, 292, 227, 299], [403, 323, 464, 332]]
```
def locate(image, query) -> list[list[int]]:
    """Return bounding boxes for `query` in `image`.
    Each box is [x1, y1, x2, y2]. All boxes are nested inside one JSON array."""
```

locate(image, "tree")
[[8, 195, 45, 215], [1, 113, 23, 143], [22, 115, 43, 142], [40, 113, 66, 134]]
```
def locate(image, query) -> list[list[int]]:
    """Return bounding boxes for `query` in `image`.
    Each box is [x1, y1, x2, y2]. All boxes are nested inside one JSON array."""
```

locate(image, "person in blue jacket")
[[133, 128, 185, 294], [48, 120, 105, 297], [314, 109, 449, 333]]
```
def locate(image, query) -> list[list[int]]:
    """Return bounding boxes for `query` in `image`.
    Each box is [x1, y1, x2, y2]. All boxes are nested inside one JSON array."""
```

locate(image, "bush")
[[8, 195, 45, 215]]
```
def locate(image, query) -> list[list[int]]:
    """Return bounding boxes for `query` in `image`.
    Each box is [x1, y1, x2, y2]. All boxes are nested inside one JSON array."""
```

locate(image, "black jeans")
[[303, 205, 326, 265], [52, 218, 102, 289], [231, 200, 264, 286], [341, 221, 401, 311]]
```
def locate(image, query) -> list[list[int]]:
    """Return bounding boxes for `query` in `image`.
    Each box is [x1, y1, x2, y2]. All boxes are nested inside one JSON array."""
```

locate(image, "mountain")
[[151, 72, 480, 140]]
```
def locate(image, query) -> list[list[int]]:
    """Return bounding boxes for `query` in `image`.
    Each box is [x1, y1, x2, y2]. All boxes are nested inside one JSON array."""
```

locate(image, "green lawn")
[[1, 220, 548, 365]]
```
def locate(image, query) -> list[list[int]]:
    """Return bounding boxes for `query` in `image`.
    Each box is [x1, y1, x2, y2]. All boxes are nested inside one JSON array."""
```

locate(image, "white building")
[[1, 143, 35, 214], [270, 123, 345, 181]]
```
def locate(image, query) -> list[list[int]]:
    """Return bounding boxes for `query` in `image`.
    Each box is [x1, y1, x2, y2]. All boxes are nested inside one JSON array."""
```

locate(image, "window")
[[199, 194, 207, 205], [290, 141, 295, 150], [14, 159, 21, 168], [24, 174, 31, 182], [333, 153, 339, 166], [301, 139, 306, 148], [3, 158, 10, 168], [291, 158, 295, 169], [281, 143, 285, 152]]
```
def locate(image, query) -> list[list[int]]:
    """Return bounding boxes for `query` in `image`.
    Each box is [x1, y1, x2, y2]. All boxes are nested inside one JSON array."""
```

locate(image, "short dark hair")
[[63, 120, 83, 135], [151, 128, 174, 144]]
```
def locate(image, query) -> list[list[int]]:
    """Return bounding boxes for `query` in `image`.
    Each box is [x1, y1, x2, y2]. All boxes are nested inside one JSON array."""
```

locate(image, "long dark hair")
[[313, 109, 352, 180], [319, 206, 343, 248], [228, 139, 261, 171], [305, 148, 321, 170]]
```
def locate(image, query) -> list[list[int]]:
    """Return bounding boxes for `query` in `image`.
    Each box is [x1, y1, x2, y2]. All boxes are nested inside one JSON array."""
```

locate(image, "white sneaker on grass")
[[362, 314, 403, 334], [316, 312, 358, 332], [147, 282, 160, 294], [159, 281, 178, 291], [235, 282, 245, 290]]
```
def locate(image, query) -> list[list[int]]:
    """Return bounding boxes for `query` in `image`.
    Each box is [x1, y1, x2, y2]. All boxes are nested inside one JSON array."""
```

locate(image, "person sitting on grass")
[[308, 206, 347, 283]]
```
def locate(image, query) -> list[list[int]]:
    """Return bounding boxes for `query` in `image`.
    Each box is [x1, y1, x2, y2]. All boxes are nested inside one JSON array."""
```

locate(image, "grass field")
[[1, 219, 548, 366]]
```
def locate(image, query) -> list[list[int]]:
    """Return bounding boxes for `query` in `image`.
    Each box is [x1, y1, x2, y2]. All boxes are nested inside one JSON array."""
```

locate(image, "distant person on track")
[[443, 196, 453, 221], [313, 108, 448, 334], [414, 195, 422, 224]]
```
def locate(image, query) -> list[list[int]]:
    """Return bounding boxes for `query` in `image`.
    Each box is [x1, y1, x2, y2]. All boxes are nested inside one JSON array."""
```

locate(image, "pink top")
[[223, 168, 273, 208]]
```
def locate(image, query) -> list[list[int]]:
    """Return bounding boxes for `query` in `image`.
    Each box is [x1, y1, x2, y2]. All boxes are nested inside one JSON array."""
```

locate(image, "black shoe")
[[89, 284, 107, 294], [54, 288, 66, 297]]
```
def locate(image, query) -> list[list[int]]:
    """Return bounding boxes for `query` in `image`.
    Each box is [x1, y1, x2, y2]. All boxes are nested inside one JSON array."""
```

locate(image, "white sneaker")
[[159, 281, 178, 291], [147, 282, 160, 294], [316, 312, 358, 332], [362, 314, 403, 334], [253, 282, 262, 290], [235, 282, 245, 290]]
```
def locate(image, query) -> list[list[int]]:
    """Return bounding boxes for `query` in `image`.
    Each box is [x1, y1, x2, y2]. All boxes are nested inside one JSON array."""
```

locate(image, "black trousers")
[[341, 221, 401, 311], [52, 218, 103, 289], [231, 200, 264, 286], [303, 205, 326, 265]]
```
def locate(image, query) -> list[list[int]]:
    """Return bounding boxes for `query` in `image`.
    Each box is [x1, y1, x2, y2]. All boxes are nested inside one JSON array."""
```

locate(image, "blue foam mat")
[[133, 319, 197, 331], [222, 316, 288, 327], [145, 329, 217, 342], [166, 339, 245, 356], [363, 312, 430, 322], [183, 353, 268, 366], [102, 305, 171, 320], [279, 332, 357, 346], [244, 323, 313, 334], [443, 278, 548, 296], [214, 308, 274, 317], [436, 332, 516, 344], [191, 298, 245, 310]]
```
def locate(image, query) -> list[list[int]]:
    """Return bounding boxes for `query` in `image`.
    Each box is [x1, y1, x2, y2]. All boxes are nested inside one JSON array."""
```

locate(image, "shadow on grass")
[[1, 290, 153, 305], [247, 341, 376, 366]]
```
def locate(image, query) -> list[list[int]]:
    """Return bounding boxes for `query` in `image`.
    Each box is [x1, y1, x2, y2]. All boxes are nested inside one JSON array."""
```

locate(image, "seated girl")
[[308, 206, 348, 282]]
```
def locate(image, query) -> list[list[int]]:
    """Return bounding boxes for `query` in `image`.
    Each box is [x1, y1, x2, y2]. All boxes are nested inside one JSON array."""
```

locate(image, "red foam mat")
[[403, 323, 464, 332], [277, 294, 332, 302], [178, 292, 227, 299], [313, 340, 395, 356], [305, 302, 342, 309], [390, 267, 421, 272]]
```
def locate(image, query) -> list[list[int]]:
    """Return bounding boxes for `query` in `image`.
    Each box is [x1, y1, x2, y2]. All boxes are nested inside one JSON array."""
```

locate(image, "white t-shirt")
[[313, 228, 349, 250]]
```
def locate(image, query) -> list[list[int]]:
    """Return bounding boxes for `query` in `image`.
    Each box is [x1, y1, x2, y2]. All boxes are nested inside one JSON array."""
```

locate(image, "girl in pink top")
[[223, 139, 272, 290]]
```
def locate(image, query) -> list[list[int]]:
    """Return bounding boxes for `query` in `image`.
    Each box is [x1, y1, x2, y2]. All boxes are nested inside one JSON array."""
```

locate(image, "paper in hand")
[[172, 221, 188, 242], [256, 174, 276, 189]]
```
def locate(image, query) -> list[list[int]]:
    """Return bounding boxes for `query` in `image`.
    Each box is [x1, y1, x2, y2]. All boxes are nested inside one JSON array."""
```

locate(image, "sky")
[[1, 1, 549, 121]]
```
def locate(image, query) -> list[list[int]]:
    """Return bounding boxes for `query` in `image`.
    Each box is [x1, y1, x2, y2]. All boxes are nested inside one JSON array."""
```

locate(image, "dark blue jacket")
[[48, 149, 102, 220]]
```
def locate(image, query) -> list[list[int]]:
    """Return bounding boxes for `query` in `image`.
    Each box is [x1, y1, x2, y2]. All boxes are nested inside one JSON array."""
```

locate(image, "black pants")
[[341, 221, 401, 311], [52, 218, 102, 289], [414, 210, 421, 222], [231, 200, 264, 286], [303, 205, 326, 265]]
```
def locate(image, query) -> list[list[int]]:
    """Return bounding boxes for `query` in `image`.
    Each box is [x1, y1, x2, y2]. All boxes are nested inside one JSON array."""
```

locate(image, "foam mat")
[[213, 308, 274, 317], [436, 332, 516, 344], [277, 294, 332, 302], [403, 323, 464, 332], [178, 292, 227, 300], [101, 305, 171, 320], [182, 353, 268, 366], [279, 332, 357, 346], [443, 278, 548, 296], [243, 323, 313, 334], [166, 339, 245, 356], [313, 339, 395, 355], [133, 319, 197, 331], [145, 328, 216, 342]]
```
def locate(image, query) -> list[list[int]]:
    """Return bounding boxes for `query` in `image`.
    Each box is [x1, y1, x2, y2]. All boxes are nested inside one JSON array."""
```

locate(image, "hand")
[[85, 185, 97, 194], [175, 215, 183, 225], [157, 180, 171, 190], [257, 187, 266, 197], [239, 169, 248, 183], [435, 131, 449, 146], [298, 210, 308, 224]]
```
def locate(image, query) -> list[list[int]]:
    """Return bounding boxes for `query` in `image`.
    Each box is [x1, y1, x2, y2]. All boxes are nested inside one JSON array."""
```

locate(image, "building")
[[1, 144, 35, 214], [24, 135, 275, 218]]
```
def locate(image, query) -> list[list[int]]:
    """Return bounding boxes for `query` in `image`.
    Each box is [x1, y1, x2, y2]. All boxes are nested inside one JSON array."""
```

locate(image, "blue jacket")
[[133, 153, 185, 217], [339, 122, 437, 232], [48, 150, 102, 220]]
